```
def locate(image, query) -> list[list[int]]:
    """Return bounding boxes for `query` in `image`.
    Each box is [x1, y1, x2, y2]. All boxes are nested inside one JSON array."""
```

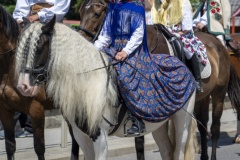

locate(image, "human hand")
[[28, 14, 39, 22], [178, 31, 184, 35], [197, 22, 205, 29], [115, 51, 128, 61]]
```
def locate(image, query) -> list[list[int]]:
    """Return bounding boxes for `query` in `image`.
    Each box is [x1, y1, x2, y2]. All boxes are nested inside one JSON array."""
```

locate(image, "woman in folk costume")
[[13, 0, 71, 23], [151, 0, 208, 93], [193, 0, 231, 45], [94, 0, 195, 135]]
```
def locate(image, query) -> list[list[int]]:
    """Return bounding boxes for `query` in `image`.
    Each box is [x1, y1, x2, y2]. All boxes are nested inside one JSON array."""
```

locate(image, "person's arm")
[[122, 21, 144, 55], [181, 0, 192, 34], [199, 12, 207, 26], [37, 0, 71, 22], [115, 13, 144, 61], [12, 0, 30, 23]]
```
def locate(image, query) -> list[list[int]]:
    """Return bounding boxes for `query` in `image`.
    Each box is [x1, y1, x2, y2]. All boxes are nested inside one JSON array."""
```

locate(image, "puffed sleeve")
[[122, 17, 144, 55], [181, 0, 193, 31], [13, 0, 30, 22], [37, 0, 71, 22], [94, 9, 113, 51]]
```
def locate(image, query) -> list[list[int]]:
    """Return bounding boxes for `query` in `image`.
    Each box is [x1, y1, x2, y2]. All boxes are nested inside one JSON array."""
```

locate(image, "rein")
[[0, 48, 16, 55], [78, 26, 96, 39]]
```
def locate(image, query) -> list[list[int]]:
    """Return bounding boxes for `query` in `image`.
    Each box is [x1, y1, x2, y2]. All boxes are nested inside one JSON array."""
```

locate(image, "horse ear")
[[22, 17, 31, 25], [41, 15, 56, 34]]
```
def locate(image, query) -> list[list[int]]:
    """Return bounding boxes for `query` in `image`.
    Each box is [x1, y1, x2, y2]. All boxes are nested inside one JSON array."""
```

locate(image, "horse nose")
[[17, 82, 33, 96], [16, 73, 33, 96]]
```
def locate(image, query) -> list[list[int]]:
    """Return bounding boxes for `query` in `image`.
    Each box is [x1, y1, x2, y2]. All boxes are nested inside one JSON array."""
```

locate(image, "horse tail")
[[227, 64, 240, 119], [184, 119, 199, 160]]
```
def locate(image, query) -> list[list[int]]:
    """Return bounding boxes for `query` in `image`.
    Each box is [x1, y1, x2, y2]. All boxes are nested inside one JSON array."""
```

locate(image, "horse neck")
[[0, 33, 17, 81]]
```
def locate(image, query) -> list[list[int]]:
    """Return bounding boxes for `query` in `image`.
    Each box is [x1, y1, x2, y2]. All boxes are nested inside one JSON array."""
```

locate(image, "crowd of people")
[[0, 0, 232, 136]]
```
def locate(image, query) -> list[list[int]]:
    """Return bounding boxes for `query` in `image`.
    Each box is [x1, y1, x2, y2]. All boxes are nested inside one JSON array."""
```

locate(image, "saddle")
[[227, 39, 240, 53], [155, 24, 186, 64]]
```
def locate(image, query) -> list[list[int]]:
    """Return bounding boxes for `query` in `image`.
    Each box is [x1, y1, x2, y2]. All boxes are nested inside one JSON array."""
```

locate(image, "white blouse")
[[193, 3, 208, 27], [181, 0, 193, 31], [94, 19, 144, 56], [13, 0, 71, 23]]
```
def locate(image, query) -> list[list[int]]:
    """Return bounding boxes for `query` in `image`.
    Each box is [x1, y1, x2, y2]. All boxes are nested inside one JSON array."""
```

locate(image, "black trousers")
[[14, 112, 33, 133]]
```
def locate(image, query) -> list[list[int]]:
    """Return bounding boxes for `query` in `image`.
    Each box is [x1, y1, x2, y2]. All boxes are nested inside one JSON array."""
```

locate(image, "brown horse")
[[229, 33, 240, 143], [0, 5, 80, 160], [78, 1, 240, 160]]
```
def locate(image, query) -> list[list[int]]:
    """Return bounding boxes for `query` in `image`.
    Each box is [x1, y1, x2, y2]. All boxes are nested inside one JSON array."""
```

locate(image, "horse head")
[[16, 16, 55, 97], [78, 0, 108, 41]]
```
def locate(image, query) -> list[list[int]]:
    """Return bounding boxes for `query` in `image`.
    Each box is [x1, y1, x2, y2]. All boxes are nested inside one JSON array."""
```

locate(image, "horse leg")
[[172, 90, 196, 160], [68, 123, 80, 160], [71, 123, 95, 160], [93, 129, 108, 160], [0, 108, 15, 160], [233, 117, 240, 143], [135, 136, 145, 160], [233, 105, 240, 143], [29, 103, 45, 160], [152, 122, 173, 160], [194, 96, 210, 160], [210, 94, 225, 160]]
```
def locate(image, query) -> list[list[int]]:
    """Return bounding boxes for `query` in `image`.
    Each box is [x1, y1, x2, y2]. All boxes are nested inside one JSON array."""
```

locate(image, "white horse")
[[15, 17, 196, 160]]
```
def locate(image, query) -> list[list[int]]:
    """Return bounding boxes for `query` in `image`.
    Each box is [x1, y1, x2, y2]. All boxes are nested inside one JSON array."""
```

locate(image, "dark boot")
[[189, 54, 203, 93], [127, 117, 145, 136]]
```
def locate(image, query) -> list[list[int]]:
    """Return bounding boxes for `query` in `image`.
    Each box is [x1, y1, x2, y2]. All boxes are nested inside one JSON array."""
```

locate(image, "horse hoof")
[[233, 135, 240, 143]]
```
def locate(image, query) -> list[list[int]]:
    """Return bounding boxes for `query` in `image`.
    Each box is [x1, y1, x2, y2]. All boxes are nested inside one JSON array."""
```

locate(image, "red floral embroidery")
[[216, 7, 220, 12], [211, 9, 216, 13], [210, 1, 216, 6]]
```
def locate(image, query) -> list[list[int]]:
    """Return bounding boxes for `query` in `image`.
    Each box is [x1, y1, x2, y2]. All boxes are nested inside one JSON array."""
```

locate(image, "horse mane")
[[0, 5, 19, 41], [16, 22, 118, 134], [79, 0, 90, 17]]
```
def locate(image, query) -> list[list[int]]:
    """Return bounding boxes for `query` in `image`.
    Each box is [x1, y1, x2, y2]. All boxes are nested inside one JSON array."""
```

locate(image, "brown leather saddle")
[[227, 38, 240, 53], [30, 3, 53, 15]]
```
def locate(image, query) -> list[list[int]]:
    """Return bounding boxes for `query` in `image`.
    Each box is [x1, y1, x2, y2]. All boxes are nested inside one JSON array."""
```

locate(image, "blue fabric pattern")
[[103, 2, 195, 122]]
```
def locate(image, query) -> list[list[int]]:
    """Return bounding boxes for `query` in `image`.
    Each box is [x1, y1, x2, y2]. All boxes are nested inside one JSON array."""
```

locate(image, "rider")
[[193, 0, 231, 46], [13, 0, 71, 23], [151, 0, 207, 93], [94, 0, 195, 135]]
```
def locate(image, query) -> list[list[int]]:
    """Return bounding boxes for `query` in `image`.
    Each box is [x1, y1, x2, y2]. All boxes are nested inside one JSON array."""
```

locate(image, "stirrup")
[[196, 81, 203, 93], [123, 116, 145, 137]]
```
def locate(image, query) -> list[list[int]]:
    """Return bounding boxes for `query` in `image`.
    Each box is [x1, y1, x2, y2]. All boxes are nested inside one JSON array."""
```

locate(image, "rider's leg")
[[127, 111, 145, 135], [188, 54, 203, 93]]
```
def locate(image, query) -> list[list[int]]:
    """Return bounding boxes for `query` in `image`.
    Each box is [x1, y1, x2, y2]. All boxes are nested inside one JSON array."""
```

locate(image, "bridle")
[[78, 1, 108, 42], [21, 35, 52, 85]]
